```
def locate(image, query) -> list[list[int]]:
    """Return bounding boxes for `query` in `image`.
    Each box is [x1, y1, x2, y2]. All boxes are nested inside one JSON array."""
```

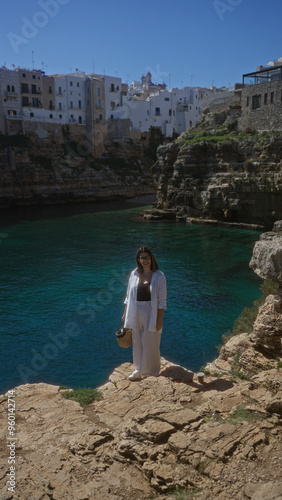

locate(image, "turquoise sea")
[[0, 198, 262, 393]]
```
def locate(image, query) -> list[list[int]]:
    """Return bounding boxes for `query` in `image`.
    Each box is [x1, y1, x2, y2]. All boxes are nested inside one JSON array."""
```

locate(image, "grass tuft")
[[62, 387, 102, 407]]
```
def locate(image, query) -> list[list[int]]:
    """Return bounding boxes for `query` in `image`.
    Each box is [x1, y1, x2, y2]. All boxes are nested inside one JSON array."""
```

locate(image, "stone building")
[[0, 67, 22, 134], [19, 68, 45, 123], [240, 61, 282, 131], [85, 74, 107, 156]]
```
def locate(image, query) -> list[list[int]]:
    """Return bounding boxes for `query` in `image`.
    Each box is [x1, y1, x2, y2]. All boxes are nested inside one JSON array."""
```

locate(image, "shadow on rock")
[[197, 378, 234, 392], [160, 365, 194, 382]]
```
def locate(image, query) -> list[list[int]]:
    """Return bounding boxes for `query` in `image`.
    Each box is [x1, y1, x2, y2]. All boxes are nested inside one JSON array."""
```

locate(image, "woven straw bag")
[[116, 325, 132, 348]]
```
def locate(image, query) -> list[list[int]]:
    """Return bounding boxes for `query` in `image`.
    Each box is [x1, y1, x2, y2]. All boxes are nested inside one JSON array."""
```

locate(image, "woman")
[[122, 246, 167, 381]]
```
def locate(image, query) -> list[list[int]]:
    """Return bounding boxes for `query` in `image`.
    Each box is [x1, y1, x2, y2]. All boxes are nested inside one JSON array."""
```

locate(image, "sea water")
[[0, 199, 262, 393]]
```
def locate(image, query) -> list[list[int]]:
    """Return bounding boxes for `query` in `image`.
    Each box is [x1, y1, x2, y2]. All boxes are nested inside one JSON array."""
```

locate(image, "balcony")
[[5, 91, 18, 98], [6, 112, 24, 120], [243, 66, 282, 85]]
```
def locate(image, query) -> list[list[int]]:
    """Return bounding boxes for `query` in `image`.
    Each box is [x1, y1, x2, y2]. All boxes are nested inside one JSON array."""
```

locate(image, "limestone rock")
[[151, 110, 282, 227], [250, 294, 282, 353], [249, 228, 282, 287], [1, 355, 282, 500]]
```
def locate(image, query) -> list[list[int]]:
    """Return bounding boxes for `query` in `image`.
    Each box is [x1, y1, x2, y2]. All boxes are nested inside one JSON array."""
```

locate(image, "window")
[[21, 83, 28, 93], [70, 81, 73, 86], [32, 97, 39, 107], [13, 110, 17, 116], [30, 112, 34, 117], [97, 88, 100, 96], [7, 85, 10, 92], [78, 100, 81, 109], [49, 114, 53, 119], [264, 93, 268, 104], [59, 86, 62, 95], [22, 96, 29, 106], [70, 101, 73, 108], [49, 100, 53, 110], [22, 73, 26, 78], [147, 110, 150, 115], [32, 75, 36, 79], [246, 96, 249, 106], [117, 86, 119, 90], [252, 95, 261, 110], [79, 116, 82, 124], [77, 82, 79, 87], [59, 114, 62, 119], [49, 86, 52, 94], [111, 101, 115, 110], [190, 121, 192, 127], [164, 97, 169, 101], [97, 99, 101, 108], [111, 114, 114, 120], [271, 92, 274, 103], [169, 109, 172, 116], [111, 83, 115, 92], [59, 102, 62, 110], [155, 107, 160, 116], [99, 114, 103, 120], [31, 84, 37, 94], [12, 85, 15, 92]]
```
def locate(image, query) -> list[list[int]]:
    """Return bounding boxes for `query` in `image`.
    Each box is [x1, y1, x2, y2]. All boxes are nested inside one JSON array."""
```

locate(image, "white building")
[[103, 75, 122, 120], [111, 86, 203, 137], [53, 74, 68, 123], [65, 72, 86, 125]]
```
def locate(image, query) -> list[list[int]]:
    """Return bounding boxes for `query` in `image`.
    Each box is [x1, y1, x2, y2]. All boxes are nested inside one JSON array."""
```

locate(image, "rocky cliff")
[[148, 110, 282, 228], [0, 132, 155, 208], [0, 224, 281, 500]]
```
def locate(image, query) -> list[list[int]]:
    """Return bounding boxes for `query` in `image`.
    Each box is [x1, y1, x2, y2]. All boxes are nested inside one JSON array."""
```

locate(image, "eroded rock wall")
[[0, 133, 155, 208], [152, 112, 282, 228]]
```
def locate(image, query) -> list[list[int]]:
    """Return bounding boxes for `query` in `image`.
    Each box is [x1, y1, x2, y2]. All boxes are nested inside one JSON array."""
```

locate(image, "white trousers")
[[132, 301, 161, 377]]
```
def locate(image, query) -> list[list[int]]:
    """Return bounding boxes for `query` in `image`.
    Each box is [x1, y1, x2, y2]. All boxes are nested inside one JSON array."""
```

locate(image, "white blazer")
[[124, 269, 167, 332]]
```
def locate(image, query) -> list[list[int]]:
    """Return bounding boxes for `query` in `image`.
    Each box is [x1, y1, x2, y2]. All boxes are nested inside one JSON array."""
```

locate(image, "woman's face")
[[139, 252, 151, 268]]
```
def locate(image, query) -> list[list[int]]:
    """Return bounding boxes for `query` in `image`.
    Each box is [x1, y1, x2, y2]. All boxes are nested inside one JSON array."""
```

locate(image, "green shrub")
[[62, 387, 102, 407], [0, 132, 30, 150], [223, 280, 278, 342], [226, 405, 266, 424], [29, 154, 53, 169]]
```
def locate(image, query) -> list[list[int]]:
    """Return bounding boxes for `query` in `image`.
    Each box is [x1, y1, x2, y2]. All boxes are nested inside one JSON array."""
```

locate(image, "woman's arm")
[[122, 305, 127, 323]]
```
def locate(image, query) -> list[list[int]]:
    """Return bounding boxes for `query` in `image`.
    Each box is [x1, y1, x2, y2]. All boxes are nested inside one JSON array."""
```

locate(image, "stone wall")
[[201, 89, 236, 112], [239, 80, 282, 131]]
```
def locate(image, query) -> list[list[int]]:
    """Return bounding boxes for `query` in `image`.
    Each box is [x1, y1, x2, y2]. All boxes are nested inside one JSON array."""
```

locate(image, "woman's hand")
[[156, 320, 163, 331], [156, 308, 164, 332]]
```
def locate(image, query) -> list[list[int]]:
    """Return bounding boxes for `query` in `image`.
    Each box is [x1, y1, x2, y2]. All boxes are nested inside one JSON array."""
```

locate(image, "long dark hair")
[[136, 246, 159, 274]]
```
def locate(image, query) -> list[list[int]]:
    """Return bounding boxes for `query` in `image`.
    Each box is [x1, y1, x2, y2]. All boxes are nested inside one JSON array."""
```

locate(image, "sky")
[[1, 0, 282, 89]]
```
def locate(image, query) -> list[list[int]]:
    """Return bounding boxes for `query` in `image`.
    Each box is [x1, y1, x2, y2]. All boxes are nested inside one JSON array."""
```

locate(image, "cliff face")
[[0, 223, 281, 500], [152, 110, 282, 228], [0, 133, 155, 208]]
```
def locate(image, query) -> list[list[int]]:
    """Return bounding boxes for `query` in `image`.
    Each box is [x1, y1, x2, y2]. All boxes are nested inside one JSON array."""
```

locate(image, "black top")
[[137, 281, 151, 301]]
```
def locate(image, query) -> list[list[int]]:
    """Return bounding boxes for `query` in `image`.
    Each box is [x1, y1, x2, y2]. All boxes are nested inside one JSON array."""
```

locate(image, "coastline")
[[140, 208, 266, 231]]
